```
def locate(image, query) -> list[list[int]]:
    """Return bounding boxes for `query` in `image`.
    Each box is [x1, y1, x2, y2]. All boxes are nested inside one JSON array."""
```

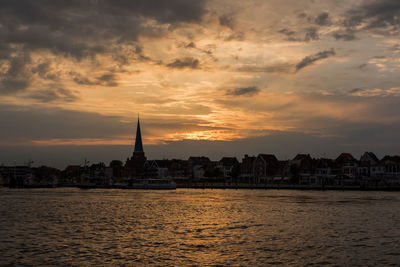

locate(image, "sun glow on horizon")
[[1, 0, 400, 164]]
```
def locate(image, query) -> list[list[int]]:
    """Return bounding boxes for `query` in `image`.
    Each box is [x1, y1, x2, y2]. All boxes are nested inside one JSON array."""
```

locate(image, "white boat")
[[114, 179, 176, 189]]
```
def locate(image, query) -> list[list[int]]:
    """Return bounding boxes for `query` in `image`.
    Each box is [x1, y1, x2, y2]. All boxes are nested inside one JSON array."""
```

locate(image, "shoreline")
[[2, 184, 400, 191]]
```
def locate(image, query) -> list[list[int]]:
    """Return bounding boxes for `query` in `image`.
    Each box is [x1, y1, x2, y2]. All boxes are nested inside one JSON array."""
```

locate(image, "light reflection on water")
[[1, 188, 400, 266]]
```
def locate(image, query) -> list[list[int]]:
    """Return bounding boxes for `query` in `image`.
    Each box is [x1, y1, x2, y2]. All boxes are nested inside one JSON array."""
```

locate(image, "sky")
[[1, 0, 400, 168]]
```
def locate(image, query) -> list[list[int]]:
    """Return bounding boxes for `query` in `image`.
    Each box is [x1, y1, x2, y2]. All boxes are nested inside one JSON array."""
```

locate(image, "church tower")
[[133, 116, 144, 156], [125, 116, 147, 178]]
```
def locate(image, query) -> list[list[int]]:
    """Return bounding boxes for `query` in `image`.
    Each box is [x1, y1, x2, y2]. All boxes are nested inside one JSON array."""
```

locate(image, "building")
[[218, 157, 239, 178], [188, 156, 211, 180], [253, 154, 279, 183], [240, 154, 256, 182], [31, 166, 61, 186], [381, 155, 400, 184], [0, 166, 32, 187], [359, 152, 384, 178], [335, 153, 358, 177], [63, 165, 81, 184], [168, 159, 189, 178], [291, 154, 314, 174], [144, 160, 170, 179], [314, 158, 334, 185], [125, 117, 147, 178]]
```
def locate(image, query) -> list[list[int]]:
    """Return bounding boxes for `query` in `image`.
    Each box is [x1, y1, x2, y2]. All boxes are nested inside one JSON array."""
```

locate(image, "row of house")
[[0, 165, 60, 187], [243, 152, 400, 185], [140, 152, 400, 186], [1, 152, 400, 187]]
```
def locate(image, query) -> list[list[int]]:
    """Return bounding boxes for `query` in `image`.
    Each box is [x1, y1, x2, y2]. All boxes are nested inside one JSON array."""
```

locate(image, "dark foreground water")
[[1, 188, 400, 266]]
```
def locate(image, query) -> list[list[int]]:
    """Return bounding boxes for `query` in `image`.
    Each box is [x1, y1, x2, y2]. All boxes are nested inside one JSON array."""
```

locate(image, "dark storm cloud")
[[0, 0, 206, 51], [226, 86, 260, 96], [0, 0, 207, 94], [31, 61, 59, 81], [179, 42, 216, 60], [278, 28, 295, 36], [28, 87, 78, 103], [278, 28, 303, 42], [278, 27, 319, 42], [71, 72, 118, 87], [0, 0, 206, 30], [72, 74, 97, 86], [3, 24, 109, 60], [315, 12, 331, 26], [342, 0, 400, 35], [0, 53, 32, 94], [111, 44, 155, 65], [219, 14, 235, 29], [304, 27, 320, 41], [333, 29, 357, 41], [295, 49, 336, 71], [166, 57, 200, 69], [97, 74, 118, 87]]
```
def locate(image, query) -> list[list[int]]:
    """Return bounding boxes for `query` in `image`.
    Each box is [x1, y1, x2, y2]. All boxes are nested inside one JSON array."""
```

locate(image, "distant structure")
[[134, 116, 144, 156], [125, 116, 147, 178]]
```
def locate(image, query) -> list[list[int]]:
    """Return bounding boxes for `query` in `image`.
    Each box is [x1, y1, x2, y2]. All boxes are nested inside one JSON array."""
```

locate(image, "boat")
[[114, 179, 176, 189]]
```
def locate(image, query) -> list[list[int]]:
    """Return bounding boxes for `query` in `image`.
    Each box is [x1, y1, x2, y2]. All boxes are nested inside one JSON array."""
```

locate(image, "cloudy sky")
[[1, 0, 400, 167]]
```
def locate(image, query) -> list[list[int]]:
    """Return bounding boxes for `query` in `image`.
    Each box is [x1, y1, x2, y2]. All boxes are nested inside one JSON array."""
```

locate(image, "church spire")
[[134, 115, 143, 153]]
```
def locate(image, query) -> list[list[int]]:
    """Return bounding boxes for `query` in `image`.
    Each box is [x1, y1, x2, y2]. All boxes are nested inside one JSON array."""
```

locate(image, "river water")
[[0, 188, 399, 266]]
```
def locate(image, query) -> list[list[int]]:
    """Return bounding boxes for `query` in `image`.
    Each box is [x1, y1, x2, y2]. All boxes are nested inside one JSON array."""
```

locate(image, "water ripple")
[[1, 188, 400, 266]]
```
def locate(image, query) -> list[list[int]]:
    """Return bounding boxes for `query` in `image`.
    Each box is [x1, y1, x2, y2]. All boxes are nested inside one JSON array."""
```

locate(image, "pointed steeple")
[[134, 115, 143, 153]]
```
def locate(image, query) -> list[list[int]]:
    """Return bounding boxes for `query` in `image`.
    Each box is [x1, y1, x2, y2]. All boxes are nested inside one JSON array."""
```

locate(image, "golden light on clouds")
[[31, 138, 133, 146], [1, 0, 400, 164]]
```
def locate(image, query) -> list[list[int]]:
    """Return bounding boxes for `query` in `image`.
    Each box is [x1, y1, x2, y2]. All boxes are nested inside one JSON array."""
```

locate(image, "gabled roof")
[[242, 156, 256, 165], [335, 153, 355, 163], [381, 155, 400, 163], [367, 152, 379, 162], [293, 154, 312, 162], [144, 160, 167, 169], [361, 152, 379, 163], [257, 154, 278, 162], [219, 157, 239, 166]]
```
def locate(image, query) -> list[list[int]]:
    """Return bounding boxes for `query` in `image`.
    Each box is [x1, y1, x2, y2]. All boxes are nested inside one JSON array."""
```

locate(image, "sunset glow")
[[1, 0, 400, 166]]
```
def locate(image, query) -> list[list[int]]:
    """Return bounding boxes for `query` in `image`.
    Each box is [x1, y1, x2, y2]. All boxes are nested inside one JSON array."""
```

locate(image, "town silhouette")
[[2, 117, 399, 190], [2, 0, 400, 266]]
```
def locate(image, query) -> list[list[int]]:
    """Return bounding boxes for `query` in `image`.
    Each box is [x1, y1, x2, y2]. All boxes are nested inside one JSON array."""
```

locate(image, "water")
[[1, 188, 400, 266]]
